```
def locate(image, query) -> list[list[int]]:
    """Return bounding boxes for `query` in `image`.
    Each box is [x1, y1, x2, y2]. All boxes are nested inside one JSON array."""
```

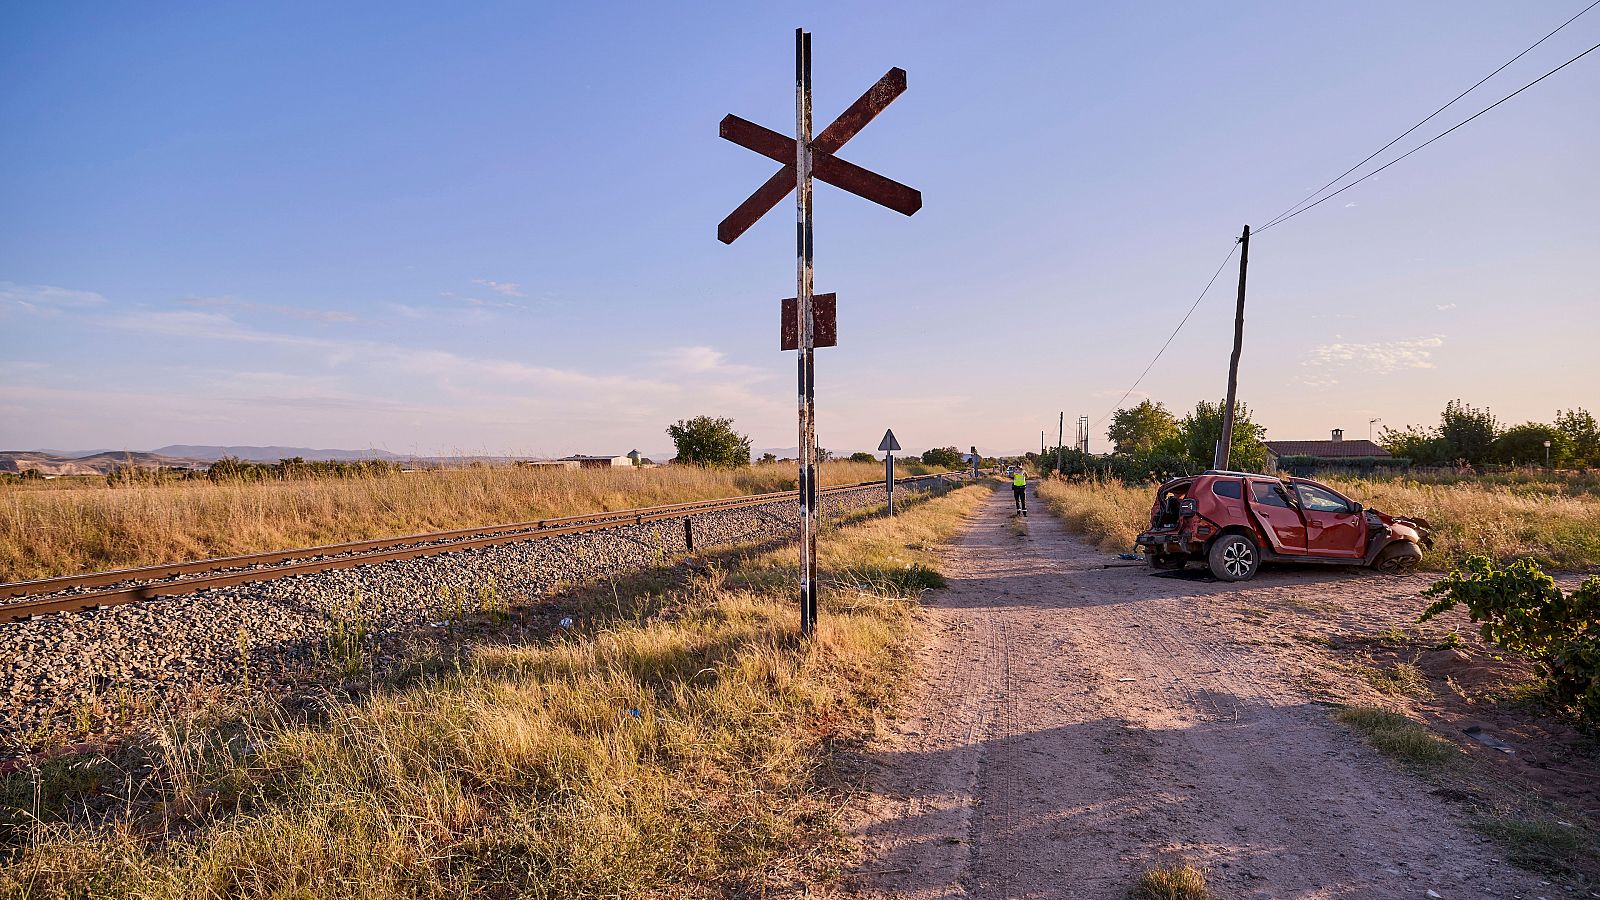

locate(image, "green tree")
[[848, 451, 877, 463], [1378, 424, 1451, 465], [1555, 408, 1600, 466], [666, 416, 752, 468], [920, 446, 964, 469], [1107, 400, 1179, 455], [1439, 399, 1499, 464], [1175, 400, 1268, 472], [1492, 423, 1568, 467]]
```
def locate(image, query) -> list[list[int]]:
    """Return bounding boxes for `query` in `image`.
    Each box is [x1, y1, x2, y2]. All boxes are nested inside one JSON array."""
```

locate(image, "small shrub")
[[1364, 663, 1430, 697], [1130, 862, 1210, 899], [1422, 556, 1600, 726]]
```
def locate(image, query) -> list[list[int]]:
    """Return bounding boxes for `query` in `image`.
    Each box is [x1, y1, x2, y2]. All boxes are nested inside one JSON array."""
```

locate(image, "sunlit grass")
[[1033, 472, 1600, 569], [0, 460, 925, 581], [0, 483, 993, 899]]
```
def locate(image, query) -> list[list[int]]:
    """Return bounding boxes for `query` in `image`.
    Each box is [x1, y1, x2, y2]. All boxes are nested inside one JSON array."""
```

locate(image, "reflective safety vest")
[[1013, 472, 1026, 487]]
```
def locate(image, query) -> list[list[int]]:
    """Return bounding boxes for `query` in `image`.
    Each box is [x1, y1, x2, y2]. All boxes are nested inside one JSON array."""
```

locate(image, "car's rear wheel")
[[1207, 533, 1259, 582], [1374, 540, 1422, 576]]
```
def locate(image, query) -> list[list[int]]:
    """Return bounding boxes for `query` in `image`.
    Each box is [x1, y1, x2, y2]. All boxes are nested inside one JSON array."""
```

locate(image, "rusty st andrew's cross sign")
[[718, 29, 921, 635]]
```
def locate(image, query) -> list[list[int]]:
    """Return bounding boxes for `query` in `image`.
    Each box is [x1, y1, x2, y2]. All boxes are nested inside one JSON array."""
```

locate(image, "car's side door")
[[1294, 482, 1366, 558], [1246, 479, 1307, 553]]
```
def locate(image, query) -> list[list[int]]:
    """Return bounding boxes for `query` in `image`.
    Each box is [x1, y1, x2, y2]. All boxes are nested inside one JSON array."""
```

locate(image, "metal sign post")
[[717, 29, 921, 636], [878, 428, 901, 516]]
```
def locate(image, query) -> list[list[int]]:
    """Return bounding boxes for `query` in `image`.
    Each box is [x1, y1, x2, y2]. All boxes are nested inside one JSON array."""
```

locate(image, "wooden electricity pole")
[[1215, 224, 1250, 471]]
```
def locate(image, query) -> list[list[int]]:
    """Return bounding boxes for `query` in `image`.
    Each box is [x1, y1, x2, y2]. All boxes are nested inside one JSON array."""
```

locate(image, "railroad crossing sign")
[[877, 429, 901, 453], [718, 29, 921, 635], [717, 65, 921, 244]]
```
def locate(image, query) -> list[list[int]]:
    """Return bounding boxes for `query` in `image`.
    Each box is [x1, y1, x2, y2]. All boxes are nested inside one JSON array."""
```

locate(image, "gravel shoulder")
[[843, 486, 1551, 900], [1, 483, 928, 753]]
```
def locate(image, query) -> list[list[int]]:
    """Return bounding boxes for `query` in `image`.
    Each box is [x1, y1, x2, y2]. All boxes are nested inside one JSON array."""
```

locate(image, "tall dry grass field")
[[1036, 473, 1600, 569], [0, 483, 992, 899], [1323, 475, 1600, 569], [1, 460, 919, 581], [1035, 477, 1153, 552]]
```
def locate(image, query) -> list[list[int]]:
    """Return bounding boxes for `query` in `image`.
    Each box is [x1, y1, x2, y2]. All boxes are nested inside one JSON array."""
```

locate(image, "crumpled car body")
[[1133, 470, 1431, 582]]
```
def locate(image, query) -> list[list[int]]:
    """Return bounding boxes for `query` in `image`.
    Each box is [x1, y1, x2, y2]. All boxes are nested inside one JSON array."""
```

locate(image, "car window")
[[1296, 484, 1352, 513], [1250, 481, 1293, 509], [1211, 479, 1241, 500]]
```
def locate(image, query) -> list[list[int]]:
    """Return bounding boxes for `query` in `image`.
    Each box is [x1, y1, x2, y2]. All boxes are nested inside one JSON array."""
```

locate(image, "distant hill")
[[151, 445, 403, 462], [0, 450, 203, 476]]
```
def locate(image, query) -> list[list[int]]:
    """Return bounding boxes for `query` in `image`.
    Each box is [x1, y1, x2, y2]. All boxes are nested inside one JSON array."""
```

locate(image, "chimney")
[[1331, 428, 1344, 442]]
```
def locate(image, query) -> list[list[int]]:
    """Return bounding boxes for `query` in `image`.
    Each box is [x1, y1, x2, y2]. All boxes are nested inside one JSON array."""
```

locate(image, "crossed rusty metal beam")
[[717, 67, 921, 244]]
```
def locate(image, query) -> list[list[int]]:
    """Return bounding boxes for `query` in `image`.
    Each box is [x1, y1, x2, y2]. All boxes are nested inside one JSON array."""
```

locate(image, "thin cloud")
[[1435, 303, 1457, 311], [471, 279, 526, 298], [440, 290, 524, 312], [1302, 336, 1444, 374], [0, 282, 107, 316], [653, 345, 767, 379], [179, 295, 356, 323]]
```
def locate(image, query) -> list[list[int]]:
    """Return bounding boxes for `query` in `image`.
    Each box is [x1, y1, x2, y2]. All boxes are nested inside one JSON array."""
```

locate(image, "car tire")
[[1374, 541, 1422, 576], [1149, 552, 1186, 570], [1207, 533, 1259, 582]]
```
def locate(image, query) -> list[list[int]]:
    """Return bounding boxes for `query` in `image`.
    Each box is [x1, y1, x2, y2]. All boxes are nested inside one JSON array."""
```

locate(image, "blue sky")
[[2, 1, 1596, 457]]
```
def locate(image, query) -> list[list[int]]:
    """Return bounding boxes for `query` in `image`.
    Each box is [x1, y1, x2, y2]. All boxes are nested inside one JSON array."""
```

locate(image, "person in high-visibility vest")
[[1012, 468, 1027, 515]]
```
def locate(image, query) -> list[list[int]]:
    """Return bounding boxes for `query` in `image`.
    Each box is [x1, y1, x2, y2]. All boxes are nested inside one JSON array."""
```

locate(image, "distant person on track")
[[1012, 468, 1027, 516]]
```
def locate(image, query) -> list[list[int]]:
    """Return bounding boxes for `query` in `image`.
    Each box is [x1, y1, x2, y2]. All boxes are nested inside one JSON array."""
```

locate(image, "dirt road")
[[845, 487, 1549, 899]]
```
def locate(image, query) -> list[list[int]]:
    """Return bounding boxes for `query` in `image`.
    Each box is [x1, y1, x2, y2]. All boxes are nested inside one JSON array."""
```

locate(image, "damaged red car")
[[1134, 471, 1431, 582]]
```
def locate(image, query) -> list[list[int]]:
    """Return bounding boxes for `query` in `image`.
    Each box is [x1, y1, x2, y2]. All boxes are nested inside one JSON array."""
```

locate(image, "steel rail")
[[0, 473, 958, 623]]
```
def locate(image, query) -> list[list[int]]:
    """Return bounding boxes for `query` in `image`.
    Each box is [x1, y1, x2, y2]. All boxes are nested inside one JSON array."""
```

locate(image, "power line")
[[1258, 0, 1600, 233], [1256, 35, 1600, 235], [1092, 240, 1240, 427]]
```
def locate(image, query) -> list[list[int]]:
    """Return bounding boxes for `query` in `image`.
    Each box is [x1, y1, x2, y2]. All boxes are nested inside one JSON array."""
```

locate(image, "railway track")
[[0, 473, 959, 623]]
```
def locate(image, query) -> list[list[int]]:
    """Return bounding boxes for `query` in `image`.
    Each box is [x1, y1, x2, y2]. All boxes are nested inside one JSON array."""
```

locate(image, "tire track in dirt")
[[844, 487, 1547, 899]]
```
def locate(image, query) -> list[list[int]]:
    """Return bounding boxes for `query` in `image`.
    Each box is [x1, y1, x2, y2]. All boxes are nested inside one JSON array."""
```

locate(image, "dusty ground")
[[842, 486, 1573, 900]]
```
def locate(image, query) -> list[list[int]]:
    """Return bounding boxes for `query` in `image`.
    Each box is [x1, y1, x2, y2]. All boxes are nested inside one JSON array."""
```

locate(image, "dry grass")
[[1323, 475, 1600, 570], [1033, 473, 1600, 569], [1035, 477, 1152, 553], [1333, 706, 1459, 768], [1129, 862, 1211, 899], [0, 483, 993, 899], [0, 460, 921, 581]]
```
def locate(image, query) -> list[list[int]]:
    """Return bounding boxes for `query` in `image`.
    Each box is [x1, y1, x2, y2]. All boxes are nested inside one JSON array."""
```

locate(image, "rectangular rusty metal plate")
[[781, 293, 837, 350]]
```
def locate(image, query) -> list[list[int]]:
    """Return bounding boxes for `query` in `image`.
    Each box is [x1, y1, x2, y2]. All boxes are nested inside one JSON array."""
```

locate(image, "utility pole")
[[1215, 224, 1250, 471], [1078, 415, 1090, 454], [1041, 430, 1045, 457], [1056, 411, 1064, 476]]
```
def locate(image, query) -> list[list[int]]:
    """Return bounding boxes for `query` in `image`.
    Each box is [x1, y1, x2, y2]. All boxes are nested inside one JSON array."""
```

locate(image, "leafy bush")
[[919, 446, 963, 469], [666, 415, 752, 468], [1421, 556, 1600, 726]]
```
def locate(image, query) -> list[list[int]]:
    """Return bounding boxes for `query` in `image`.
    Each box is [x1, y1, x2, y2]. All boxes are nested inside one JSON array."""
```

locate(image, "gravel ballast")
[[1, 481, 946, 744]]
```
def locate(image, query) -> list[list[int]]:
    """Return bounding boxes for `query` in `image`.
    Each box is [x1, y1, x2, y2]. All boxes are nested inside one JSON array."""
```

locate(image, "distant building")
[[558, 454, 634, 469], [1264, 428, 1393, 474]]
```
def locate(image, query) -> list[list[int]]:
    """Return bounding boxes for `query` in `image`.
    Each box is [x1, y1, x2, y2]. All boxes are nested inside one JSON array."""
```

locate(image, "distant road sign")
[[878, 429, 901, 453]]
